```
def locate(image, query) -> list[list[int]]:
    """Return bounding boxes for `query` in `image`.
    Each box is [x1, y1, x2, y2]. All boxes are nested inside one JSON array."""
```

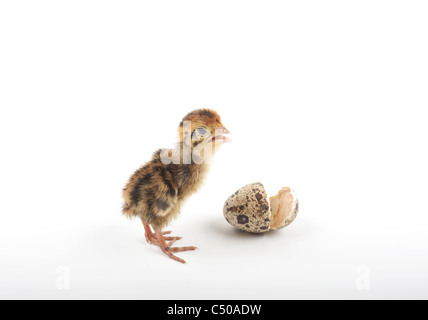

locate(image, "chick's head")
[[178, 109, 231, 159]]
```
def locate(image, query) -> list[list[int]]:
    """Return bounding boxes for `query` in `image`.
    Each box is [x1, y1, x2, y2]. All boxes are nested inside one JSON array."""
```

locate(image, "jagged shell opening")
[[269, 187, 299, 230]]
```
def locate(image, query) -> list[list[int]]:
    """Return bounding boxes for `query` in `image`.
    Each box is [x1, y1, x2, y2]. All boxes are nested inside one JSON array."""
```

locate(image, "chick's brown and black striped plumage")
[[122, 149, 208, 230]]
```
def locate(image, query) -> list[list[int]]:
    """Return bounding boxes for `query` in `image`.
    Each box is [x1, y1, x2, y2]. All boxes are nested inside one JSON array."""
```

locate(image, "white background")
[[1, 1, 427, 300]]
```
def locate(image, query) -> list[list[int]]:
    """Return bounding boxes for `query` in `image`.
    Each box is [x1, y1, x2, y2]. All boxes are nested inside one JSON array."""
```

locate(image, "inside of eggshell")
[[269, 187, 295, 229]]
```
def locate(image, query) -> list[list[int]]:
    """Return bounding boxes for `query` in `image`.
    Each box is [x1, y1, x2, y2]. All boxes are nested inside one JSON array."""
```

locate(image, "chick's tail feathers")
[[122, 201, 135, 219]]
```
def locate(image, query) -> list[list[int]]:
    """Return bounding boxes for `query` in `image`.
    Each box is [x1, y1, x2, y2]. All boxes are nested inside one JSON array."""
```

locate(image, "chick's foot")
[[154, 230, 198, 264], [142, 220, 197, 263]]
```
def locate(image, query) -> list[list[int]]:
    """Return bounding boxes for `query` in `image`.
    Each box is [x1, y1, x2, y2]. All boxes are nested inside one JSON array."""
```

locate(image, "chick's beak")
[[212, 126, 232, 143], [220, 127, 231, 135]]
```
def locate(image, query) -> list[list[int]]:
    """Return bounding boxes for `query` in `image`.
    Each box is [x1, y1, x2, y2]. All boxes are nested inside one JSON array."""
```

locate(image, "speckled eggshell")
[[223, 183, 271, 233]]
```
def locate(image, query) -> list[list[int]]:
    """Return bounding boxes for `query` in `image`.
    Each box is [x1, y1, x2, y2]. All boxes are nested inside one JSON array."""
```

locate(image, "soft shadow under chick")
[[122, 109, 231, 263]]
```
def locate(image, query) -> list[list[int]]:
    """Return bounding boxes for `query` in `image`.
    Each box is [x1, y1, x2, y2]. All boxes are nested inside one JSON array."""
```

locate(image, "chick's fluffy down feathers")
[[122, 149, 208, 230]]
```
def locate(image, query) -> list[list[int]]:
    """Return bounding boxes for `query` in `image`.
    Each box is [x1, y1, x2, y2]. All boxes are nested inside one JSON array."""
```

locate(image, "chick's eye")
[[196, 127, 210, 136]]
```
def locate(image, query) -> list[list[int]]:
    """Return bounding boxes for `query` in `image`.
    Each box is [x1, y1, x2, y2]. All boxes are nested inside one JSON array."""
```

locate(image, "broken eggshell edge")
[[269, 187, 299, 231]]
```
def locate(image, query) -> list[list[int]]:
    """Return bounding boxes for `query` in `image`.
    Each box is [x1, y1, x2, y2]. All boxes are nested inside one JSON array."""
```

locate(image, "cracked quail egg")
[[223, 182, 299, 233]]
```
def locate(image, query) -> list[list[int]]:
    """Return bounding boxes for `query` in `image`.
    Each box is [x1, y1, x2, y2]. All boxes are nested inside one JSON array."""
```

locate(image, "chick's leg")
[[154, 229, 198, 264], [142, 220, 155, 244]]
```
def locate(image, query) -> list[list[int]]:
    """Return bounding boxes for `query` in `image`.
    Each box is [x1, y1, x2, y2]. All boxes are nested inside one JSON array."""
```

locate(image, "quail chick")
[[122, 109, 231, 263]]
